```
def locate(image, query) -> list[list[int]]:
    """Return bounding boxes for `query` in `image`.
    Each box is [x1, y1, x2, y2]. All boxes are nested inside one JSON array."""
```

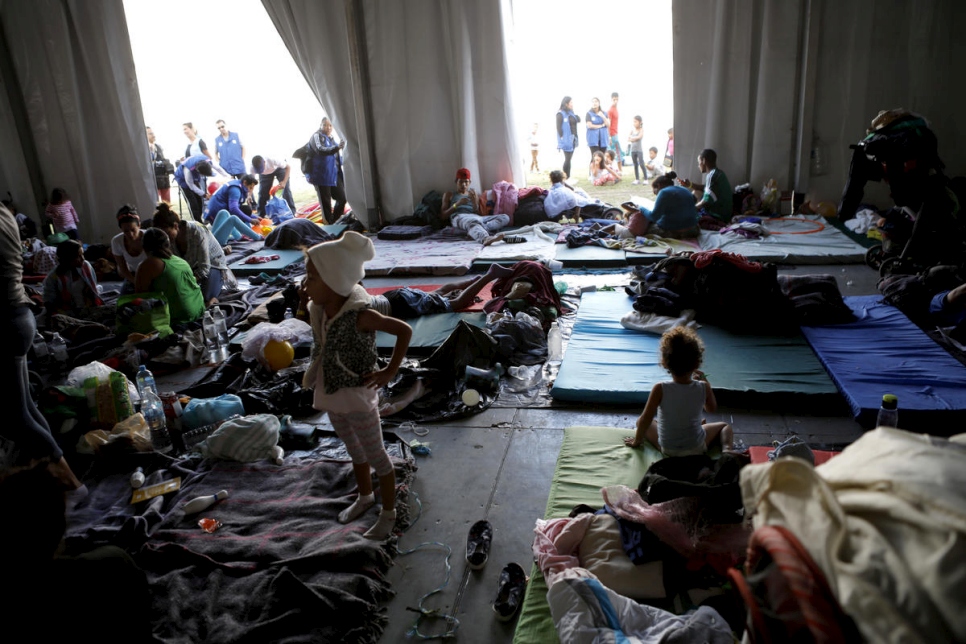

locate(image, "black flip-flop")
[[504, 235, 526, 244]]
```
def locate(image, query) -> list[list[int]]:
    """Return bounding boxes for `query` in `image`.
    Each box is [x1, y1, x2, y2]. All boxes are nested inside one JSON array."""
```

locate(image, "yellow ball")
[[816, 201, 837, 218], [263, 339, 294, 371]]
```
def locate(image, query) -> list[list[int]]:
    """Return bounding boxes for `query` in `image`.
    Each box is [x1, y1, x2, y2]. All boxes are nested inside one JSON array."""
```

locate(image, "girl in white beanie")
[[301, 232, 413, 540]]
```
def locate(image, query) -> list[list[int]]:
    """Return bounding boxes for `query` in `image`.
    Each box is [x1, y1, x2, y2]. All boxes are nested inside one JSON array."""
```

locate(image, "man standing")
[[607, 92, 624, 166], [146, 127, 173, 203], [250, 155, 297, 218], [214, 120, 246, 179]]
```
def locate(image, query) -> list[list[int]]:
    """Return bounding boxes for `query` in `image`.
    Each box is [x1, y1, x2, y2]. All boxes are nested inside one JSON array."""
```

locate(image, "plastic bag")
[[182, 394, 246, 430], [67, 360, 140, 407], [265, 195, 294, 224], [489, 310, 548, 366], [78, 412, 152, 454], [241, 318, 312, 369], [760, 179, 780, 214]]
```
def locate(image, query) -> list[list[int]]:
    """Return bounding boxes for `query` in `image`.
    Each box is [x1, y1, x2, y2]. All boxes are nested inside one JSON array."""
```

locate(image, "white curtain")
[[0, 0, 155, 243], [262, 0, 523, 224], [672, 0, 966, 206]]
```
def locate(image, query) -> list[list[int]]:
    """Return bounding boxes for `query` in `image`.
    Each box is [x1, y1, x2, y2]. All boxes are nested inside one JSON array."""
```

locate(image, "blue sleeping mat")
[[552, 291, 840, 408], [801, 295, 966, 431], [376, 312, 486, 353]]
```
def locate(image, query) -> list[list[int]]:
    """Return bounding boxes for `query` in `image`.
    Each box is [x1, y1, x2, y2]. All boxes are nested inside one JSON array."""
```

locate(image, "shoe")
[[493, 562, 527, 621], [466, 520, 493, 570], [632, 180, 640, 185]]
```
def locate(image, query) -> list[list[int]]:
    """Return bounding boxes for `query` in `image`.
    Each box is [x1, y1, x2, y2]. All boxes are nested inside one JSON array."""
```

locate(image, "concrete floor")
[[353, 261, 882, 643]]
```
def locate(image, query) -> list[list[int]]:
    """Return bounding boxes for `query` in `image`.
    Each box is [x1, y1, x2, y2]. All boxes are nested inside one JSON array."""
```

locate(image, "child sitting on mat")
[[624, 326, 733, 455], [301, 231, 413, 540]]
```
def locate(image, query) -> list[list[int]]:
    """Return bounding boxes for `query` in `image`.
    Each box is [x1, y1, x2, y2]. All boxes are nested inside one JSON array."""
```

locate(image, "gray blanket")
[[66, 449, 414, 643]]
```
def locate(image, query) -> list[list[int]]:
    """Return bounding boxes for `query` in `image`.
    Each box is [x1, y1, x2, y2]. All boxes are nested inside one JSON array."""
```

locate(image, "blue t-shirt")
[[642, 185, 699, 231], [215, 131, 245, 175]]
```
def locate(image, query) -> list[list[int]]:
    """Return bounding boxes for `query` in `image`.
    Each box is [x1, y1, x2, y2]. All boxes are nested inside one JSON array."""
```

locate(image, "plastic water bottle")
[[876, 394, 898, 428], [136, 364, 157, 399], [212, 307, 229, 349], [141, 389, 173, 454], [202, 311, 218, 360], [31, 331, 50, 367], [547, 321, 563, 365], [49, 332, 68, 369]]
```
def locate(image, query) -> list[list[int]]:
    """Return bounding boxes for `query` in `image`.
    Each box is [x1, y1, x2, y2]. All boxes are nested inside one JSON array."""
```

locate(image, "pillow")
[[578, 514, 665, 599]]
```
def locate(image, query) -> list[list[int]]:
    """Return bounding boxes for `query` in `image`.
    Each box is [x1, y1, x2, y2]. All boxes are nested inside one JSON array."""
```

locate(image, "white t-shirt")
[[656, 380, 707, 456], [110, 232, 147, 277], [250, 156, 288, 175], [544, 183, 578, 219]]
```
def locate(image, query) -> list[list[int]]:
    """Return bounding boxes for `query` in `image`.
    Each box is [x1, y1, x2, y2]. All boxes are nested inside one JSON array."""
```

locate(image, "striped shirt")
[[45, 201, 80, 233]]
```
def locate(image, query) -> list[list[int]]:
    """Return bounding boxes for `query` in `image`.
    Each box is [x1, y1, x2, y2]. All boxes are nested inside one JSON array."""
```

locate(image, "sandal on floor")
[[504, 235, 526, 244]]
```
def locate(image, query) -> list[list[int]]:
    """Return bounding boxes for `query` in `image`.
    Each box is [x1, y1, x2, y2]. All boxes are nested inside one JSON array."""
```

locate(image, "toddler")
[[624, 326, 733, 454], [44, 188, 80, 240], [301, 231, 413, 540]]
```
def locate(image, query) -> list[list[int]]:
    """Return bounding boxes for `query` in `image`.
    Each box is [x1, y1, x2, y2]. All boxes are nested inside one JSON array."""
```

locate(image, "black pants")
[[632, 151, 646, 181], [562, 151, 574, 180], [182, 188, 205, 223], [315, 178, 346, 225], [257, 168, 297, 218]]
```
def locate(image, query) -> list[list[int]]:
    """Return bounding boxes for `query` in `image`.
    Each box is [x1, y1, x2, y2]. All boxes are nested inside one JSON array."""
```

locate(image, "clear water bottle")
[[31, 331, 50, 367], [877, 394, 898, 428], [141, 389, 172, 454], [202, 311, 218, 360], [49, 332, 69, 369], [547, 321, 563, 365], [135, 364, 157, 399], [212, 306, 229, 348]]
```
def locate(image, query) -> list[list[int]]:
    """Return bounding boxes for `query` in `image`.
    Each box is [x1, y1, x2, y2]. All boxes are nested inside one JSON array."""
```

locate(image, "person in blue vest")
[[555, 96, 580, 180], [585, 97, 610, 158], [174, 154, 213, 222], [214, 119, 246, 178], [204, 175, 263, 245], [297, 117, 347, 225]]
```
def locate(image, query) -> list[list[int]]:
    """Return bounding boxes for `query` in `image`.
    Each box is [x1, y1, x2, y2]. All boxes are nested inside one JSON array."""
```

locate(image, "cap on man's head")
[[455, 168, 471, 181]]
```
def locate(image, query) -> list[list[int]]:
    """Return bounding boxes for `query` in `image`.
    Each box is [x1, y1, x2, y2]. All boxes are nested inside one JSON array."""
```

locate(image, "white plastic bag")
[[67, 360, 140, 405], [241, 318, 312, 367]]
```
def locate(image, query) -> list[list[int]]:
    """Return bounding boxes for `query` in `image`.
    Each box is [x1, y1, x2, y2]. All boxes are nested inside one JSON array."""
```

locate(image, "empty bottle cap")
[[882, 394, 898, 409]]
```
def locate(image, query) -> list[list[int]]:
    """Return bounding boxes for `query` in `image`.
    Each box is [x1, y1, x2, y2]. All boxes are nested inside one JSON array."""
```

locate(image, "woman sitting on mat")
[[623, 326, 733, 455], [204, 175, 263, 246], [42, 239, 103, 318], [605, 172, 699, 241], [152, 203, 237, 305], [441, 167, 511, 246], [135, 228, 205, 325], [110, 205, 146, 294]]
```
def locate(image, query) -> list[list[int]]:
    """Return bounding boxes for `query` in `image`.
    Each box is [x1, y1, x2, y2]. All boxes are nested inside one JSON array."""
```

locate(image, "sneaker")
[[632, 180, 640, 185], [493, 562, 528, 621], [466, 520, 493, 570]]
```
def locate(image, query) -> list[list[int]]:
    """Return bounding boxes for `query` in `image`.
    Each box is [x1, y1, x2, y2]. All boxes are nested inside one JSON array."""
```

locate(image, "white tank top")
[[657, 380, 707, 456]]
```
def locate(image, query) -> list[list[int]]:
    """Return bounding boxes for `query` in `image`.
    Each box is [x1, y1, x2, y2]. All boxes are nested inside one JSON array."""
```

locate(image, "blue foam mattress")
[[552, 291, 839, 407], [801, 295, 966, 430]]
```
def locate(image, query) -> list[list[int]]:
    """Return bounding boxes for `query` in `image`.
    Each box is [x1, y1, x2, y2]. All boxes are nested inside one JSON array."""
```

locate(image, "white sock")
[[338, 493, 374, 524], [363, 508, 397, 540]]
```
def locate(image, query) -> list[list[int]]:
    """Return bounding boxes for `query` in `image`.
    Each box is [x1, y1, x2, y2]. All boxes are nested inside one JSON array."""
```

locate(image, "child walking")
[[301, 231, 413, 540], [624, 326, 733, 455], [44, 188, 80, 240]]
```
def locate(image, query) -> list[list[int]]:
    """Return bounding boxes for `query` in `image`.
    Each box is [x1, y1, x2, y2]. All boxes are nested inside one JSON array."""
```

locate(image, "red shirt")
[[607, 105, 619, 136]]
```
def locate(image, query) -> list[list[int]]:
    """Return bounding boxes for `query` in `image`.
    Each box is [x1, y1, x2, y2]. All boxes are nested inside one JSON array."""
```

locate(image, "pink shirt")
[[45, 201, 79, 233]]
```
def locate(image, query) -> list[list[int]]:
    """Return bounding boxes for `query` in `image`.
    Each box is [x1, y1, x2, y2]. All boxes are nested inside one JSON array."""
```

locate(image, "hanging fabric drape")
[[671, 0, 966, 203], [0, 0, 155, 242], [671, 0, 805, 194], [262, 0, 523, 224]]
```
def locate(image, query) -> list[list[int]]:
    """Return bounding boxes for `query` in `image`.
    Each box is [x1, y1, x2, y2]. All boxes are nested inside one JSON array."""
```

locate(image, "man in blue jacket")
[[214, 120, 246, 178], [174, 154, 213, 222]]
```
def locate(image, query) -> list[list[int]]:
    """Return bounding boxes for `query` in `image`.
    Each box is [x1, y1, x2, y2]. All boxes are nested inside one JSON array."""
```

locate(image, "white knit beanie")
[[306, 231, 375, 296]]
